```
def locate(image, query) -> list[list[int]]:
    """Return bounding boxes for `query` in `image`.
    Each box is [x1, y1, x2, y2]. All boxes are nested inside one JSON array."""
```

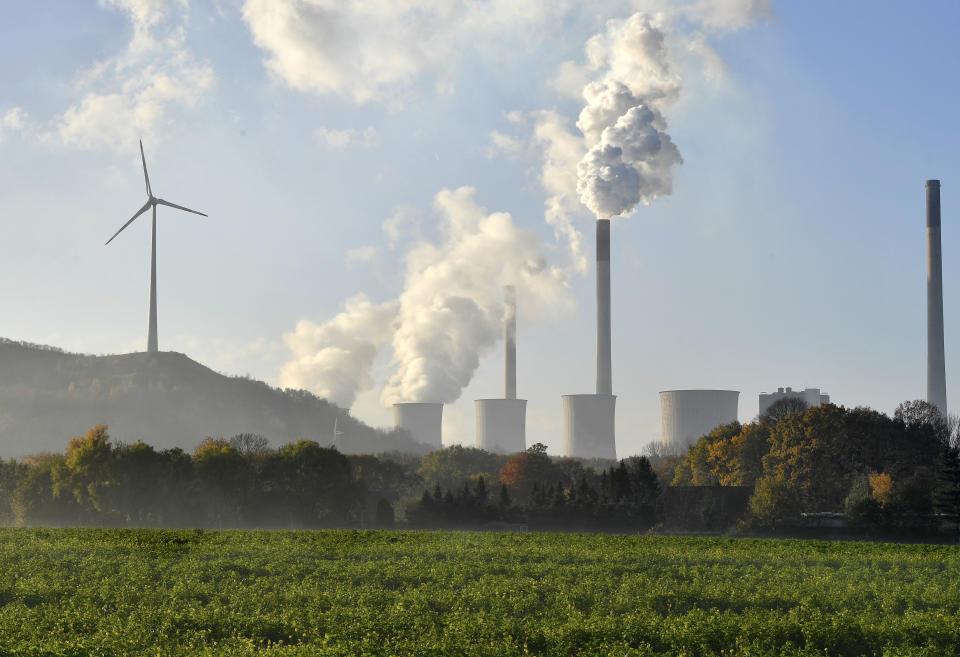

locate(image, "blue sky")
[[1, 0, 959, 455]]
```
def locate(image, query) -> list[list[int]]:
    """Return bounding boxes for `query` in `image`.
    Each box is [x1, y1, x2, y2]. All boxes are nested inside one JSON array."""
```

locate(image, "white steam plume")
[[279, 188, 569, 409], [381, 187, 569, 405], [279, 294, 397, 408], [575, 13, 683, 219]]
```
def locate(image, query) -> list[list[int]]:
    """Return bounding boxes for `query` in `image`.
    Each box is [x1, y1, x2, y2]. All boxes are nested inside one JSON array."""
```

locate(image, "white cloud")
[[313, 125, 381, 150], [241, 0, 570, 105], [382, 205, 422, 248], [0, 108, 28, 142], [345, 245, 380, 264], [45, 0, 214, 153], [486, 130, 523, 158]]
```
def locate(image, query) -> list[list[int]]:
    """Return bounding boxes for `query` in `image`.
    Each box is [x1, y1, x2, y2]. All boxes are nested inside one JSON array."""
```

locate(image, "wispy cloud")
[[313, 126, 381, 150], [42, 0, 214, 153], [345, 245, 380, 264]]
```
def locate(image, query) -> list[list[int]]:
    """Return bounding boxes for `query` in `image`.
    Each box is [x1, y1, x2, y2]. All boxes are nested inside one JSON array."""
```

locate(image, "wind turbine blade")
[[140, 140, 151, 197], [155, 198, 207, 217], [105, 200, 152, 245]]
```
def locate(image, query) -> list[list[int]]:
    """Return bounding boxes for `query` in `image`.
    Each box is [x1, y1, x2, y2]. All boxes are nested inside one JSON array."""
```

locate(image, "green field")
[[0, 529, 958, 656]]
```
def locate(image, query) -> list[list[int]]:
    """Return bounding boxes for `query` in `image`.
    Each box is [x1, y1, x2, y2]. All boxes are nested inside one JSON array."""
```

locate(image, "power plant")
[[393, 402, 443, 449], [561, 219, 616, 460], [926, 179, 947, 417], [660, 390, 739, 455], [475, 286, 527, 453], [759, 387, 830, 416]]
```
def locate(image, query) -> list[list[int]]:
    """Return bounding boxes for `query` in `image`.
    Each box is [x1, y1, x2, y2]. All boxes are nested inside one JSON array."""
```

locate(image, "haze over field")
[[1, 1, 959, 454]]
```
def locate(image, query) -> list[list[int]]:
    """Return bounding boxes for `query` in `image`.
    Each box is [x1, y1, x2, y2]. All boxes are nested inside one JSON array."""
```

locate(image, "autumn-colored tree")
[[671, 422, 741, 486], [499, 449, 557, 503], [762, 404, 853, 511], [869, 472, 893, 506]]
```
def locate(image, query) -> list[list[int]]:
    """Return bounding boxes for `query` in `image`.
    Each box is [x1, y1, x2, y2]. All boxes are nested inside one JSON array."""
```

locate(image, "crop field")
[[0, 530, 958, 656]]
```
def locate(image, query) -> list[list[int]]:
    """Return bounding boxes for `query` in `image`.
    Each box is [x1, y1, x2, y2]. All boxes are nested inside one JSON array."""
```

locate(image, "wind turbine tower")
[[105, 141, 207, 353]]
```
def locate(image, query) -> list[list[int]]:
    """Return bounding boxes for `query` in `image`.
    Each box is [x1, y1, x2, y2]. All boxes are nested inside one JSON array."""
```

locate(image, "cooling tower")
[[560, 220, 617, 460], [660, 390, 739, 454], [475, 286, 527, 453], [393, 402, 443, 449], [562, 394, 616, 459], [475, 398, 526, 453], [927, 180, 947, 417]]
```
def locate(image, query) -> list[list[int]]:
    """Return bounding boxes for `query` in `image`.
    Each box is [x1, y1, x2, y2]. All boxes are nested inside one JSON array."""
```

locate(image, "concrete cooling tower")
[[562, 394, 616, 459], [561, 219, 616, 460], [475, 399, 526, 453], [660, 390, 739, 454], [475, 286, 527, 453], [393, 402, 443, 449]]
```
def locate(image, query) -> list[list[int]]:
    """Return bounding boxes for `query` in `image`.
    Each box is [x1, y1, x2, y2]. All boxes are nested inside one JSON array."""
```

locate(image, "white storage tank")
[[660, 390, 739, 454]]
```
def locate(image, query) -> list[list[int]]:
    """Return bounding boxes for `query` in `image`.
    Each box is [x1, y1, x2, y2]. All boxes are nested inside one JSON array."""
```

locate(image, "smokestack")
[[596, 219, 612, 395], [505, 285, 517, 399], [927, 179, 947, 417]]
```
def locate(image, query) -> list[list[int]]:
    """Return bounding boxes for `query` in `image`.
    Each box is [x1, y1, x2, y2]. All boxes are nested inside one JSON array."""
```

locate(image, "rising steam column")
[[927, 179, 947, 417], [475, 286, 527, 453], [561, 219, 617, 460]]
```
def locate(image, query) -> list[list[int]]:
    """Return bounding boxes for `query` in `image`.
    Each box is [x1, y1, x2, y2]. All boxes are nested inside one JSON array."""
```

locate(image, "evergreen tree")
[[933, 448, 960, 526]]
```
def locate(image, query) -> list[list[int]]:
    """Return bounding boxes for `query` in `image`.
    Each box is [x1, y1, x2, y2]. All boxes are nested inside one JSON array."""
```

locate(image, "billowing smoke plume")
[[576, 14, 683, 219], [279, 294, 397, 408], [381, 187, 568, 405], [279, 188, 569, 408], [496, 2, 767, 227]]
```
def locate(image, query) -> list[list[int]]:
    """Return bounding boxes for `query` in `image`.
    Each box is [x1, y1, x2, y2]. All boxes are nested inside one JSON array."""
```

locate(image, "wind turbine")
[[105, 141, 207, 353]]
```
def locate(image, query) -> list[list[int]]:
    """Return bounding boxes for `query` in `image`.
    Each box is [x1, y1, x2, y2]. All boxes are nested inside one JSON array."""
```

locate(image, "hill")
[[0, 338, 424, 458]]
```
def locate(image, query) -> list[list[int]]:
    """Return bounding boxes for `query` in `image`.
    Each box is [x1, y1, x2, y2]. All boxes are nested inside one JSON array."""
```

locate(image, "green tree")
[[273, 440, 360, 526], [62, 425, 115, 523], [417, 445, 508, 491], [933, 447, 960, 528], [762, 397, 810, 424], [748, 475, 800, 528], [11, 453, 73, 526]]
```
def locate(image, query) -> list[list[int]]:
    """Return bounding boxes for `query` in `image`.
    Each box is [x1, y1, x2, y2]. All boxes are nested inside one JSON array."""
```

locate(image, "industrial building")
[[562, 219, 616, 460], [660, 390, 739, 454], [758, 387, 830, 417], [475, 286, 527, 453], [393, 402, 443, 449]]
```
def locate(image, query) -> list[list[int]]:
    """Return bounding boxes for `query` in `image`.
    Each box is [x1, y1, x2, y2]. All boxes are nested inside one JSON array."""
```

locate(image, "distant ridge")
[[0, 338, 424, 458]]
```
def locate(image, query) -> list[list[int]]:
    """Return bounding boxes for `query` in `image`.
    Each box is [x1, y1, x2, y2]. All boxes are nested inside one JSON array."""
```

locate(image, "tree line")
[[2, 397, 958, 537], [669, 398, 960, 533], [0, 428, 662, 531]]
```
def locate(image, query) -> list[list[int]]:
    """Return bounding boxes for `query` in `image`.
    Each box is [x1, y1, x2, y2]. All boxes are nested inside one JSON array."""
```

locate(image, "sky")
[[2, 0, 960, 456]]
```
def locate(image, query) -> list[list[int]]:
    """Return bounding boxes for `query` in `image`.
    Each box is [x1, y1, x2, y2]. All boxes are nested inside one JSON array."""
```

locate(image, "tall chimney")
[[927, 180, 947, 417], [596, 219, 612, 395], [504, 285, 517, 399]]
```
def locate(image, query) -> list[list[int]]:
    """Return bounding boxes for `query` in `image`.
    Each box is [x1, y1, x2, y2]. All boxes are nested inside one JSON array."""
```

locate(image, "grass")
[[0, 528, 958, 656]]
